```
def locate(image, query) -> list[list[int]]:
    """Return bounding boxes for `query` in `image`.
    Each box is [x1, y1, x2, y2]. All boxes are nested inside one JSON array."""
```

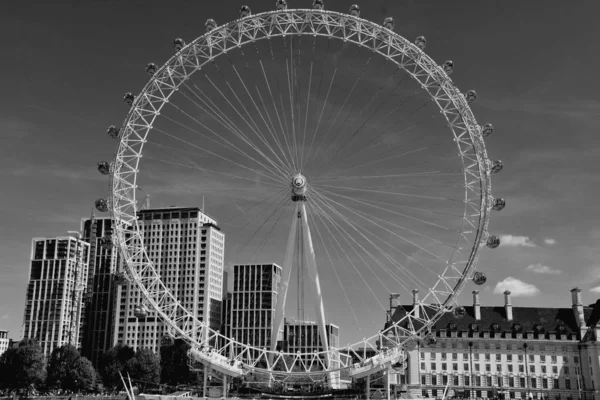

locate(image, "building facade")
[[0, 330, 9, 356], [384, 288, 600, 400], [80, 215, 120, 367], [282, 319, 340, 357], [113, 207, 225, 353], [23, 235, 90, 356], [229, 263, 282, 360]]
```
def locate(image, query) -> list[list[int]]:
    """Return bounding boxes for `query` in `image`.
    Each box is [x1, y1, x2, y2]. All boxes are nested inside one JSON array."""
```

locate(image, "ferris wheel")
[[96, 0, 505, 382]]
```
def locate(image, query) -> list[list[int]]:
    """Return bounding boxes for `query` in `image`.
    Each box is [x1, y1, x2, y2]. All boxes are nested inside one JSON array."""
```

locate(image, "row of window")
[[421, 374, 576, 389], [422, 362, 575, 375], [432, 342, 574, 352], [421, 352, 575, 364]]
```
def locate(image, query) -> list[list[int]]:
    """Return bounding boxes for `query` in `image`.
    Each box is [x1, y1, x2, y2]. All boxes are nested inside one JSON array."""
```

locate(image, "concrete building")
[[0, 330, 9, 356], [23, 235, 90, 356], [80, 215, 119, 367], [383, 288, 600, 400], [229, 263, 282, 361], [282, 318, 340, 357], [113, 207, 225, 353]]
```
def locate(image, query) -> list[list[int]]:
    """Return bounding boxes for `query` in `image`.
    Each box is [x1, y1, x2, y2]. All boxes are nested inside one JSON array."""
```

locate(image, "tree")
[[160, 339, 193, 386], [0, 346, 19, 394], [46, 344, 97, 393], [125, 348, 161, 392], [13, 339, 46, 394], [69, 357, 96, 393], [46, 344, 80, 390], [101, 344, 135, 391]]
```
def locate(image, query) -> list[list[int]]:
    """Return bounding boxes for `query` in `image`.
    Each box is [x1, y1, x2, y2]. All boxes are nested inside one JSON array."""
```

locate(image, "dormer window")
[[534, 324, 543, 332], [557, 324, 566, 333], [470, 323, 479, 331], [491, 323, 500, 332], [512, 324, 522, 332], [448, 323, 457, 331]]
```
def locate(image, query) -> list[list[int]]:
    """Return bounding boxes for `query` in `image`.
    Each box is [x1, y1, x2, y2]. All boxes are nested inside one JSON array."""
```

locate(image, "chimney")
[[571, 287, 586, 330], [390, 293, 400, 312], [473, 290, 481, 321], [412, 289, 420, 319], [504, 290, 513, 321]]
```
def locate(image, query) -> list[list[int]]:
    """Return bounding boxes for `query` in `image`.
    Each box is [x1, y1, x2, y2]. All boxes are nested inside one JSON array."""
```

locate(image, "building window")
[[421, 352, 425, 359], [497, 364, 502, 372], [442, 363, 447, 371], [553, 365, 558, 374], [564, 366, 570, 375], [519, 365, 524, 373], [496, 354, 502, 362], [507, 354, 513, 362], [452, 353, 458, 361], [565, 379, 571, 390], [551, 356, 557, 363], [464, 363, 469, 371], [518, 354, 524, 362], [530, 365, 535, 373], [453, 363, 458, 371], [486, 364, 491, 372], [485, 353, 491, 361], [421, 362, 425, 370], [431, 375, 437, 385], [531, 378, 537, 388], [509, 377, 515, 387], [529, 354, 535, 362], [520, 377, 525, 388], [431, 362, 437, 371], [541, 365, 547, 374], [543, 378, 548, 389], [475, 364, 480, 372], [554, 379, 560, 389], [421, 375, 427, 385], [508, 364, 513, 373], [540, 354, 546, 363]]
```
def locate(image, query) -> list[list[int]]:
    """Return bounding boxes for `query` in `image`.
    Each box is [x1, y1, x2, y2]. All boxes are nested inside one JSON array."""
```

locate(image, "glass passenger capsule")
[[146, 63, 157, 76], [174, 38, 185, 51], [134, 305, 148, 319], [486, 235, 501, 249], [492, 197, 506, 211], [443, 60, 454, 75], [123, 93, 135, 105], [490, 160, 503, 174], [107, 125, 121, 139], [383, 17, 395, 30], [205, 19, 218, 32], [472, 271, 487, 285], [239, 5, 251, 18], [465, 90, 477, 104], [481, 123, 494, 137], [275, 0, 287, 10], [453, 306, 467, 319], [415, 36, 427, 50], [95, 198, 109, 213], [312, 0, 324, 10], [97, 161, 111, 175], [349, 4, 360, 17]]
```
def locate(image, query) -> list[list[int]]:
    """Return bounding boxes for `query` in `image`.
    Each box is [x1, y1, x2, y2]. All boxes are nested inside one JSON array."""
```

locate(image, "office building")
[[113, 207, 225, 353], [23, 235, 90, 356], [383, 288, 600, 400], [229, 263, 282, 360], [80, 215, 119, 367], [0, 330, 9, 356]]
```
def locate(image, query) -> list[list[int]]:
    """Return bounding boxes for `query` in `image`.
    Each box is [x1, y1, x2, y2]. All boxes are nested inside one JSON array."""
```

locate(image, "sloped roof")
[[387, 303, 597, 335]]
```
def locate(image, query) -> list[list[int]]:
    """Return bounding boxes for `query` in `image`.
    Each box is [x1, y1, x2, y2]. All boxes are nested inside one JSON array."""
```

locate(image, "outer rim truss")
[[110, 8, 492, 377]]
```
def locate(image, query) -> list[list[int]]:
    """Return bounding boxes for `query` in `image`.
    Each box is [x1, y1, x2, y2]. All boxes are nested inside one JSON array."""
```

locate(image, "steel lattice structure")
[[103, 6, 503, 379]]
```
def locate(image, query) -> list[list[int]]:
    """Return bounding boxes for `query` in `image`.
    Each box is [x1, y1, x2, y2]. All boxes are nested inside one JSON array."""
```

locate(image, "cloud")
[[590, 286, 600, 294], [499, 235, 536, 248], [526, 263, 562, 275], [493, 277, 540, 297], [0, 314, 8, 320], [544, 238, 557, 245]]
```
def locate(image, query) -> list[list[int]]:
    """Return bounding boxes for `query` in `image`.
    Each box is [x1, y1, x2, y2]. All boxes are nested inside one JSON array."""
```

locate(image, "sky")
[[1, 0, 600, 347]]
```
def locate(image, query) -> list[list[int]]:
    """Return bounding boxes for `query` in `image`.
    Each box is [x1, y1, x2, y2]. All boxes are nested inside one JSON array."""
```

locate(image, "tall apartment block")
[[80, 216, 119, 367], [229, 263, 282, 361], [23, 235, 90, 356], [113, 207, 225, 353], [282, 319, 340, 356], [0, 330, 9, 356]]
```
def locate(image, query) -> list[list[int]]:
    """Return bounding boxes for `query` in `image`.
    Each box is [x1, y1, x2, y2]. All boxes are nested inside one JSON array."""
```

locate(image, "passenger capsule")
[[123, 93, 135, 105], [472, 271, 487, 285], [313, 0, 324, 10], [97, 161, 111, 175], [465, 90, 477, 104], [146, 63, 157, 76], [481, 123, 494, 137], [114, 272, 129, 286], [174, 38, 186, 51], [275, 0, 287, 10], [443, 60, 454, 75], [453, 306, 466, 319], [415, 36, 427, 50], [492, 197, 506, 211], [490, 160, 503, 174], [383, 17, 395, 31], [205, 19, 218, 32], [107, 125, 121, 139], [349, 4, 360, 17], [134, 305, 148, 319], [95, 198, 109, 213], [486, 235, 501, 249], [239, 5, 251, 18]]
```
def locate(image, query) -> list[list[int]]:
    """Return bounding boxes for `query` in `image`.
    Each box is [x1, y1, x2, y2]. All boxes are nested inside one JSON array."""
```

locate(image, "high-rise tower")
[[23, 235, 90, 356], [80, 216, 119, 367], [113, 207, 225, 352]]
